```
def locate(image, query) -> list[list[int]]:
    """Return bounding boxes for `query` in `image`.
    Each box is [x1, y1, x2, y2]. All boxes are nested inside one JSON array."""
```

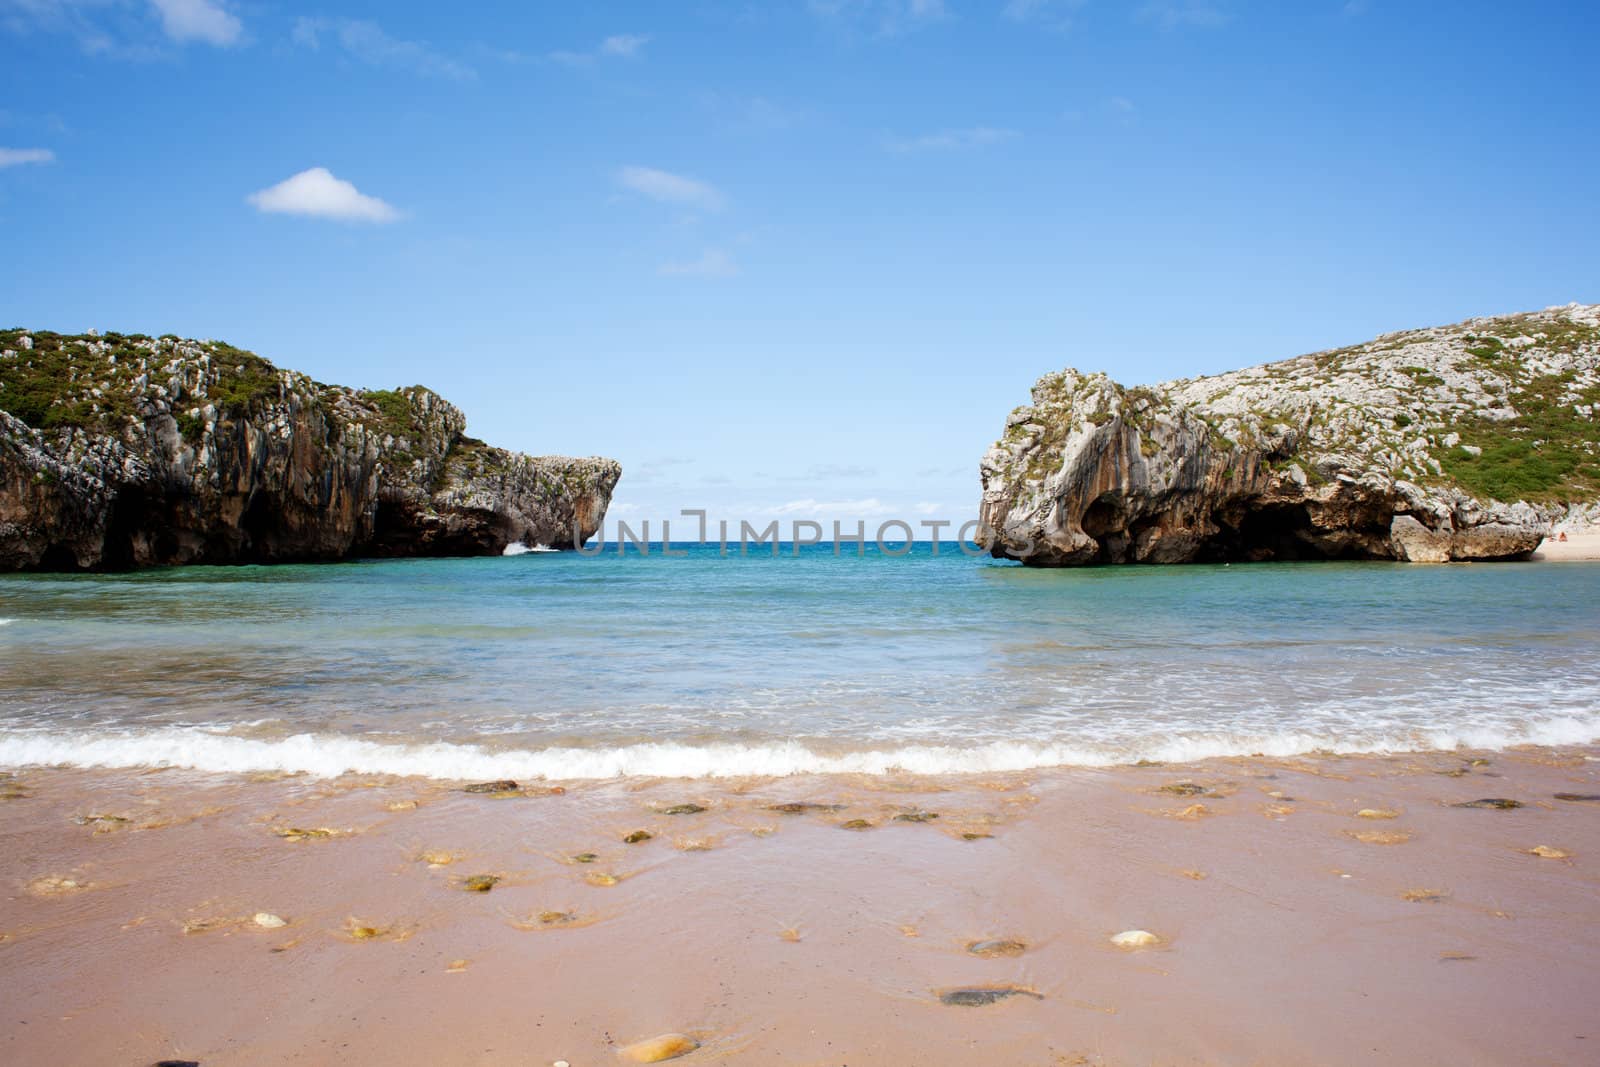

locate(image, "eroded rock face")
[[0, 331, 620, 570], [979, 304, 1600, 565]]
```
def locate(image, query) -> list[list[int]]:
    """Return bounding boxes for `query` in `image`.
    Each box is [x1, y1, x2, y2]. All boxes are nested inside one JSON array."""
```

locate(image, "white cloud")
[[148, 0, 239, 46], [600, 33, 648, 56], [659, 249, 738, 278], [247, 167, 400, 223], [0, 147, 55, 168], [886, 126, 1018, 152], [616, 165, 725, 210], [293, 17, 474, 80], [549, 32, 650, 65]]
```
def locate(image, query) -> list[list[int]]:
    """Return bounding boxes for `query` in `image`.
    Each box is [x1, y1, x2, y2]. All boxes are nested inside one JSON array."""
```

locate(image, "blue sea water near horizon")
[[2, 545, 1598, 781]]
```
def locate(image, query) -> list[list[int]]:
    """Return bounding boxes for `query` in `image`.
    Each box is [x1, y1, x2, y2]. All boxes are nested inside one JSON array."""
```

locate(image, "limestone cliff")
[[0, 330, 620, 570], [980, 303, 1600, 565]]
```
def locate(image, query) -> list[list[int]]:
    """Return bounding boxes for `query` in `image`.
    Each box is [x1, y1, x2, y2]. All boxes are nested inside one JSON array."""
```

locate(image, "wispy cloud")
[[765, 497, 897, 517], [0, 0, 240, 54], [782, 464, 878, 481], [659, 248, 739, 278], [292, 16, 474, 80], [0, 147, 55, 168], [148, 0, 238, 46], [886, 126, 1018, 152], [616, 165, 726, 211], [1136, 1, 1230, 31], [549, 32, 650, 65], [808, 0, 946, 37], [247, 167, 400, 223], [1003, 0, 1087, 29]]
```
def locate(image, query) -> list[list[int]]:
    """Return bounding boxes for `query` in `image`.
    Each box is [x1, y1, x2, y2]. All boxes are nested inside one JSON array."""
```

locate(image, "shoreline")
[[4, 746, 1598, 1065], [1531, 530, 1600, 561]]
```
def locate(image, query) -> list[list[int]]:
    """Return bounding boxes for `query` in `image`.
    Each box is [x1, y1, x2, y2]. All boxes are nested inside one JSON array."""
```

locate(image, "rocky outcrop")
[[0, 330, 620, 570], [980, 304, 1600, 565]]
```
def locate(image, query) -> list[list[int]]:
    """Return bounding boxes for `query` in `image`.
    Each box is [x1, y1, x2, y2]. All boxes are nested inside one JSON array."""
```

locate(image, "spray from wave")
[[2, 716, 1598, 781]]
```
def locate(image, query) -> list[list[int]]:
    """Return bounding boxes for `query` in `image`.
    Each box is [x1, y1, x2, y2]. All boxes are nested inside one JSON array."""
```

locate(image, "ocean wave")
[[2, 717, 1599, 781]]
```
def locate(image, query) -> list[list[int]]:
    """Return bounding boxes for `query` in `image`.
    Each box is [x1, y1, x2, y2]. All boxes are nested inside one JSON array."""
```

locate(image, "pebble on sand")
[[463, 780, 520, 794], [1400, 888, 1449, 903], [893, 810, 940, 823], [28, 875, 89, 896], [967, 938, 1027, 958], [462, 874, 501, 893], [1453, 798, 1524, 810], [1345, 829, 1412, 845], [252, 912, 288, 929], [1356, 808, 1401, 820], [841, 818, 874, 830], [661, 803, 706, 815], [572, 852, 600, 864], [1553, 792, 1600, 803], [1525, 845, 1572, 859], [272, 826, 342, 842], [938, 986, 1044, 1007], [618, 1033, 701, 1062], [623, 830, 654, 844], [1110, 930, 1162, 949], [585, 872, 621, 887], [768, 802, 844, 815]]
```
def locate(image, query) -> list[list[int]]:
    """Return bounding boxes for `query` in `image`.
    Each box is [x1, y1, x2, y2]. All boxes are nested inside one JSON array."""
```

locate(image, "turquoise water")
[[2, 546, 1598, 779]]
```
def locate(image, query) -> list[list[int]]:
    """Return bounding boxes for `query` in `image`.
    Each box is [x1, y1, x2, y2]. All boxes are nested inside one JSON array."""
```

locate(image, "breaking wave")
[[3, 716, 1598, 782]]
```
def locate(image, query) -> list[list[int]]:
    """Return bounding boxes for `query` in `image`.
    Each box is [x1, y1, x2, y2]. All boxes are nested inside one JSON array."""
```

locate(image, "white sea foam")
[[502, 543, 531, 556], [3, 715, 1599, 782]]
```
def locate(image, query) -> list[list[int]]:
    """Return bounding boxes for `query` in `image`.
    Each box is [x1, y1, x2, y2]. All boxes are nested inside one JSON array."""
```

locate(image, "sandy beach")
[[1531, 532, 1600, 562], [3, 748, 1598, 1066]]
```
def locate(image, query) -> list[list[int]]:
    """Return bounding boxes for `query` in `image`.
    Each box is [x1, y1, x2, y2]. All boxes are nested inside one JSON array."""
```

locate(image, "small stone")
[[960, 831, 993, 841], [446, 958, 470, 973], [840, 819, 874, 830], [1453, 798, 1523, 810], [1525, 845, 1571, 859], [768, 802, 844, 814], [572, 852, 599, 864], [252, 912, 287, 929], [1156, 782, 1207, 797], [1356, 808, 1400, 820], [1346, 829, 1412, 845], [153, 1061, 201, 1067], [420, 850, 458, 867], [463, 780, 520, 794], [585, 872, 620, 887], [662, 804, 705, 815], [967, 938, 1027, 958], [385, 800, 419, 811], [273, 826, 338, 842], [555, 1061, 571, 1067], [1400, 888, 1449, 903], [623, 830, 653, 844], [1554, 792, 1600, 803], [938, 986, 1043, 1007], [619, 1033, 700, 1062], [1110, 929, 1162, 948], [539, 910, 576, 926], [892, 810, 939, 823], [462, 874, 501, 893]]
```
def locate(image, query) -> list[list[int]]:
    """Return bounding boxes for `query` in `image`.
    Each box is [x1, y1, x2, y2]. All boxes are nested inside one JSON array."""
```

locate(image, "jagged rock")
[[0, 330, 619, 570], [978, 304, 1600, 565]]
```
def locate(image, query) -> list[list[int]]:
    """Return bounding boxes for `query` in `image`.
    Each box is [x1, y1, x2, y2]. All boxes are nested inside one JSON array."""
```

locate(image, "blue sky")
[[3, 0, 1597, 535]]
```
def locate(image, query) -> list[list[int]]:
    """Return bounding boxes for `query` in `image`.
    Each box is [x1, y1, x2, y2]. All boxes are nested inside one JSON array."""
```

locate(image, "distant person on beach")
[[1559, 532, 1569, 542]]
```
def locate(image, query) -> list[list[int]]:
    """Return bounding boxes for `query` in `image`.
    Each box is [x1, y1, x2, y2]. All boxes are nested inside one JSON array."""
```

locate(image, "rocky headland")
[[980, 303, 1600, 565], [0, 330, 620, 570]]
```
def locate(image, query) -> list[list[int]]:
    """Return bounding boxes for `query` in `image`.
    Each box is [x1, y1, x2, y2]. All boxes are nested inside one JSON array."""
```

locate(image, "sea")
[[2, 545, 1598, 780]]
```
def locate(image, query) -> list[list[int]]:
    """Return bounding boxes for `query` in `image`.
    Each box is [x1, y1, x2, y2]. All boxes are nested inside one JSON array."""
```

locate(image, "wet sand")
[[3, 748, 1598, 1066], [1532, 532, 1600, 561]]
